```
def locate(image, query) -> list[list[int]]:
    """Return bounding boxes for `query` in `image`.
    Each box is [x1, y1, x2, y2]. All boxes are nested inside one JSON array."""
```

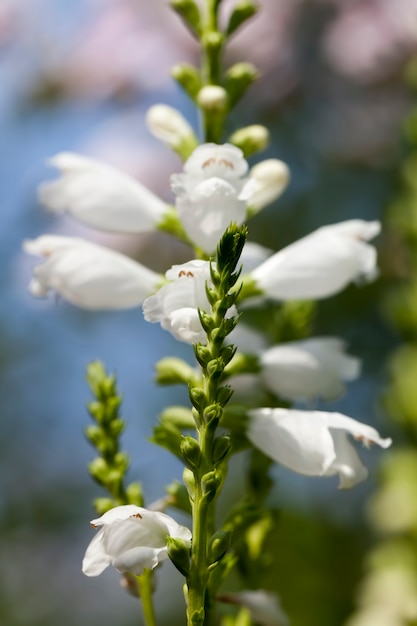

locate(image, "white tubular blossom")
[[247, 408, 392, 489], [220, 590, 290, 626], [171, 143, 254, 253], [260, 337, 361, 402], [82, 505, 191, 577], [251, 219, 381, 301], [248, 158, 290, 212], [24, 235, 161, 310], [146, 104, 198, 152], [38, 152, 169, 233]]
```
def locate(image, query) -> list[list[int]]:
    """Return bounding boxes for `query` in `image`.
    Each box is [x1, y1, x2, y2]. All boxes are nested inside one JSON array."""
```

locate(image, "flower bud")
[[197, 85, 228, 112], [155, 357, 197, 386], [203, 403, 223, 425], [226, 1, 259, 37], [194, 344, 213, 368], [225, 62, 259, 108], [229, 125, 269, 158], [216, 385, 234, 407], [180, 435, 201, 470], [167, 537, 191, 576], [146, 104, 198, 159], [183, 468, 196, 499], [171, 63, 201, 100], [213, 435, 231, 465], [160, 406, 195, 430], [170, 0, 201, 37], [208, 530, 231, 564], [202, 470, 222, 501], [188, 385, 206, 411], [248, 159, 290, 214]]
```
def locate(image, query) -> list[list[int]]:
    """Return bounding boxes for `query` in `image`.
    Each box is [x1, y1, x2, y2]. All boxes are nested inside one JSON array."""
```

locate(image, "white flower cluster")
[[25, 131, 391, 585]]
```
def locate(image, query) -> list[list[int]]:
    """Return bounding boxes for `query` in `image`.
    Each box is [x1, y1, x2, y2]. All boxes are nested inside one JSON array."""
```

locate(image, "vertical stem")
[[136, 570, 158, 626]]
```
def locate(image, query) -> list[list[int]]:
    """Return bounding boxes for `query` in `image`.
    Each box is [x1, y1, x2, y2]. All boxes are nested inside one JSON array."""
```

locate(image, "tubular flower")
[[259, 337, 360, 402], [250, 219, 381, 301], [82, 505, 191, 577], [171, 143, 255, 254], [24, 235, 161, 310], [248, 159, 290, 213], [219, 590, 289, 626], [146, 104, 198, 157], [143, 259, 237, 344], [247, 408, 392, 489], [38, 152, 169, 233]]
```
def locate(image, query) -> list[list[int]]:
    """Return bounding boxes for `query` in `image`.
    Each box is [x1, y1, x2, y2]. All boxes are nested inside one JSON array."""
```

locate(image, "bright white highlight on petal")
[[38, 152, 169, 233], [260, 337, 361, 402], [248, 159, 290, 212], [247, 408, 392, 489], [171, 143, 253, 253], [82, 505, 191, 577], [251, 219, 381, 301], [24, 235, 161, 310], [220, 590, 290, 626], [143, 259, 237, 344]]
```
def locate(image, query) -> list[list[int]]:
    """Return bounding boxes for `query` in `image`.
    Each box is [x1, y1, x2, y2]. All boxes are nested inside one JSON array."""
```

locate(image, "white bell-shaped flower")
[[38, 153, 169, 233], [146, 104, 198, 155], [220, 590, 289, 626], [24, 235, 161, 310], [247, 408, 392, 489], [82, 505, 191, 577], [250, 219, 380, 301], [171, 143, 254, 254], [260, 337, 361, 402], [143, 259, 237, 344], [248, 159, 290, 213]]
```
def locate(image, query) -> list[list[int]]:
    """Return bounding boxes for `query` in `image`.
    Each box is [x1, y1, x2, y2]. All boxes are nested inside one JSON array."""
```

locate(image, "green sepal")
[[180, 434, 202, 470], [226, 1, 259, 37], [229, 124, 269, 157], [155, 357, 198, 386], [171, 63, 202, 101], [188, 385, 206, 412], [225, 62, 259, 108], [160, 405, 196, 430], [170, 0, 201, 37], [213, 435, 231, 465], [167, 536, 191, 576], [126, 482, 144, 507], [150, 423, 183, 459], [208, 530, 231, 565], [166, 480, 192, 514], [194, 344, 213, 368], [157, 206, 191, 244]]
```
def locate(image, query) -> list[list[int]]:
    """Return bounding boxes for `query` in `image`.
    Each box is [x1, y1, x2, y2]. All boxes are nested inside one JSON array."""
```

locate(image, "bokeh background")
[[2, 0, 417, 624]]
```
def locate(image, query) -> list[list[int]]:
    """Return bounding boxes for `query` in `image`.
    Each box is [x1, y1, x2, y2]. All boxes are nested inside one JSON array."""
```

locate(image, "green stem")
[[136, 570, 157, 626]]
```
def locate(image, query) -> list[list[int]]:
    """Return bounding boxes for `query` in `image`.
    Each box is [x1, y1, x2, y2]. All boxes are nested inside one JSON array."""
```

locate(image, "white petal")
[[221, 590, 290, 626], [326, 430, 369, 489], [82, 528, 111, 577], [251, 219, 380, 301], [24, 235, 160, 310], [146, 104, 196, 147], [260, 337, 361, 402], [248, 159, 290, 212], [90, 505, 146, 527], [184, 143, 248, 178], [38, 152, 168, 232], [113, 546, 166, 575]]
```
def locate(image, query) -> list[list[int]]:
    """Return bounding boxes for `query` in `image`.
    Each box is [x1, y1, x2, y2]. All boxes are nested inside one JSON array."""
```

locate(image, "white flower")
[[171, 143, 254, 254], [248, 159, 290, 213], [247, 408, 392, 489], [143, 259, 237, 344], [259, 337, 361, 402], [146, 104, 198, 154], [82, 505, 191, 577], [24, 235, 161, 310], [219, 590, 289, 626], [38, 152, 169, 233], [250, 220, 381, 301]]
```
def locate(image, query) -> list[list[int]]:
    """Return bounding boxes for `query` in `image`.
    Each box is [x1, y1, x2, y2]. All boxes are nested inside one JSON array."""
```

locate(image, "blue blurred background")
[[1, 0, 416, 624]]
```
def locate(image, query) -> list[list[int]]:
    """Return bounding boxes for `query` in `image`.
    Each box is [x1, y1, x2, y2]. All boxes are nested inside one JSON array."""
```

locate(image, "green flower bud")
[[203, 403, 223, 426], [88, 457, 109, 485], [202, 470, 222, 501], [160, 406, 195, 430], [167, 536, 191, 576], [183, 468, 196, 499], [126, 482, 144, 507], [225, 62, 259, 108], [197, 85, 228, 112], [194, 344, 213, 368], [226, 1, 259, 37], [170, 0, 201, 37], [85, 424, 103, 446], [171, 63, 201, 100], [189, 385, 206, 411], [207, 358, 224, 379], [223, 352, 261, 378], [155, 357, 197, 386], [213, 435, 231, 465], [229, 124, 269, 157], [208, 530, 231, 564], [180, 435, 202, 470], [216, 385, 234, 407]]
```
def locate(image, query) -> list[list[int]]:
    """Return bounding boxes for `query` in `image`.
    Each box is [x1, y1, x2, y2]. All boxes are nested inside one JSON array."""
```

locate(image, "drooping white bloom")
[[171, 143, 254, 254], [220, 590, 289, 626], [146, 104, 198, 154], [143, 259, 237, 344], [82, 505, 191, 577], [248, 159, 290, 213], [38, 152, 169, 233], [250, 220, 381, 301], [260, 337, 361, 402], [24, 235, 161, 310], [247, 408, 392, 489]]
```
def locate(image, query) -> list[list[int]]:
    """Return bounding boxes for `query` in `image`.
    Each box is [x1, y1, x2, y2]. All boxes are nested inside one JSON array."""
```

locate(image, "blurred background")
[[2, 0, 417, 624]]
